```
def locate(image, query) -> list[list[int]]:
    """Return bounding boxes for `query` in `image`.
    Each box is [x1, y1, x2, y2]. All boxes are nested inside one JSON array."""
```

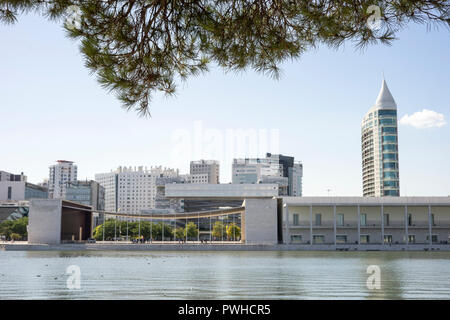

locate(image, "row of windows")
[[290, 234, 441, 244], [383, 144, 397, 151], [383, 135, 397, 143], [383, 171, 398, 179], [292, 212, 435, 227], [383, 162, 398, 169], [379, 118, 397, 125], [378, 110, 397, 117]]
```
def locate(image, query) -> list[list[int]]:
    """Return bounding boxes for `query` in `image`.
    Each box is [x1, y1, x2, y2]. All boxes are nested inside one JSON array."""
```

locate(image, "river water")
[[0, 250, 449, 299]]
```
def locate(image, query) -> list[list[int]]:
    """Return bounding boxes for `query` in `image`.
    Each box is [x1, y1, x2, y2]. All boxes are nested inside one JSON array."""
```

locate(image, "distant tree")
[[212, 221, 226, 240], [0, 217, 28, 240], [175, 227, 185, 241], [1, 1, 448, 115], [226, 223, 241, 241], [185, 222, 199, 240]]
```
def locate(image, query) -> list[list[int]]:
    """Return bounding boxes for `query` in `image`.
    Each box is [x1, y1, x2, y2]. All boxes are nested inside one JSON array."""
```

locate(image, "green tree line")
[[93, 219, 241, 241], [0, 217, 28, 241]]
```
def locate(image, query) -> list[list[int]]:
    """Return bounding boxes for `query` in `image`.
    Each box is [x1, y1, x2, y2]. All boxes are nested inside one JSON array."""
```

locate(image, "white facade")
[[189, 160, 220, 184], [95, 166, 180, 214], [361, 78, 400, 197], [48, 160, 77, 199]]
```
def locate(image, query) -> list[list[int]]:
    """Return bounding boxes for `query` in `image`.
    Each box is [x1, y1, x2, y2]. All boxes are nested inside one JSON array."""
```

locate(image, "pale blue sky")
[[1, 13, 449, 196]]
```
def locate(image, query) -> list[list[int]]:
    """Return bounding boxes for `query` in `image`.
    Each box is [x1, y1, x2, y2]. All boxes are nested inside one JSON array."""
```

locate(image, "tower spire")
[[374, 76, 397, 109]]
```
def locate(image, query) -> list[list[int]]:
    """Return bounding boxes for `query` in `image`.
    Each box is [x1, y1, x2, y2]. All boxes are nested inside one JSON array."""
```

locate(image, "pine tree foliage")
[[1, 0, 448, 115]]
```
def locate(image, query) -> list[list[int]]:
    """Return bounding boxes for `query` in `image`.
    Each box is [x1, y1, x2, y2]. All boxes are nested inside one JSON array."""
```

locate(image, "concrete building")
[[0, 170, 26, 182], [165, 183, 279, 212], [283, 197, 450, 248], [95, 166, 180, 214], [28, 199, 93, 244], [0, 181, 48, 201], [189, 160, 220, 184], [48, 160, 78, 199], [362, 78, 400, 197], [232, 153, 303, 196]]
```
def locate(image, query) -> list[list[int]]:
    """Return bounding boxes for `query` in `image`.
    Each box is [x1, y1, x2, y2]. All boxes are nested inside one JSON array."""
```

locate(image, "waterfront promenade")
[[2, 241, 450, 252]]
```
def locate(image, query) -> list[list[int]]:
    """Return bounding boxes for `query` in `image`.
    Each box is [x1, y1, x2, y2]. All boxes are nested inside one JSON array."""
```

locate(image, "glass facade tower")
[[361, 78, 400, 197]]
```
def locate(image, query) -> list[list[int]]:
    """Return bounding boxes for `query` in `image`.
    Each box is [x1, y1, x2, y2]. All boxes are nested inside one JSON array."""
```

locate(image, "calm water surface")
[[1, 250, 449, 299]]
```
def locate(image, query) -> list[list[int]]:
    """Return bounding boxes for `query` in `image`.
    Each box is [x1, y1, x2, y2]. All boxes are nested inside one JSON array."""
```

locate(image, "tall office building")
[[65, 180, 105, 211], [189, 160, 220, 184], [361, 78, 400, 197], [232, 153, 303, 196], [48, 160, 77, 199], [95, 166, 180, 214]]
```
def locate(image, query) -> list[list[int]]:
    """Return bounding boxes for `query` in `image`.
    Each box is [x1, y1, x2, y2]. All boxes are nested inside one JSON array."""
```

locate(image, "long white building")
[[361, 78, 400, 197], [95, 166, 180, 214], [48, 160, 77, 199]]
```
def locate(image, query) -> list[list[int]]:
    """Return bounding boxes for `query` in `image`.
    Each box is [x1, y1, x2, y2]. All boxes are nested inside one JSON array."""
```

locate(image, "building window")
[[336, 235, 347, 244], [384, 235, 393, 244], [360, 235, 370, 244], [431, 214, 435, 226], [383, 214, 390, 226], [293, 214, 299, 226], [313, 235, 324, 244], [315, 214, 321, 226], [7, 186, 12, 200], [408, 214, 412, 226], [291, 235, 302, 243], [408, 235, 415, 243], [426, 235, 438, 244], [360, 214, 367, 227], [337, 214, 344, 226]]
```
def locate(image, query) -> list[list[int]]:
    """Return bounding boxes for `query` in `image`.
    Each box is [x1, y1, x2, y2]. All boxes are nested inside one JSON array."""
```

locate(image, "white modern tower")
[[361, 78, 400, 197], [48, 160, 77, 199]]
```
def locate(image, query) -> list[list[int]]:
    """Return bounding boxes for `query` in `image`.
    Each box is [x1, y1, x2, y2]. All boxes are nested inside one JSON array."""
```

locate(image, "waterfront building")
[[232, 153, 303, 196], [361, 78, 400, 197], [283, 197, 450, 247], [189, 160, 220, 184], [95, 166, 180, 214], [165, 183, 279, 212], [48, 160, 77, 199]]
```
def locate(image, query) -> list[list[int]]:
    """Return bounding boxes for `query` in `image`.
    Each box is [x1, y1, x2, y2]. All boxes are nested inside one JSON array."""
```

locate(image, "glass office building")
[[361, 78, 400, 197]]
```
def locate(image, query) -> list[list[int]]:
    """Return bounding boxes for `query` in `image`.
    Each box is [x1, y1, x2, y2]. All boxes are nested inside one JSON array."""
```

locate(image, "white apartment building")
[[48, 160, 77, 199], [95, 166, 180, 214], [189, 160, 220, 184]]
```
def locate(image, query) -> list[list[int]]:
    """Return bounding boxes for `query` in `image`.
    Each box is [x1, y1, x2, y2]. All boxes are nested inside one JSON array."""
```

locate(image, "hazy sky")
[[1, 13, 449, 196]]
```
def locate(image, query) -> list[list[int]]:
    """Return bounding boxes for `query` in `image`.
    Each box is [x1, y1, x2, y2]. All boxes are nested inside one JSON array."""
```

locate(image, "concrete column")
[[333, 205, 337, 246], [357, 205, 361, 246], [404, 205, 409, 245], [381, 204, 384, 245], [428, 205, 432, 247], [309, 205, 313, 246], [285, 205, 290, 244]]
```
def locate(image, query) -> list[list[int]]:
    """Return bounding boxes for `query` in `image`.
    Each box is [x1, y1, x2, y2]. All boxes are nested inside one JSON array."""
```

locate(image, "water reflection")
[[0, 251, 449, 299]]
